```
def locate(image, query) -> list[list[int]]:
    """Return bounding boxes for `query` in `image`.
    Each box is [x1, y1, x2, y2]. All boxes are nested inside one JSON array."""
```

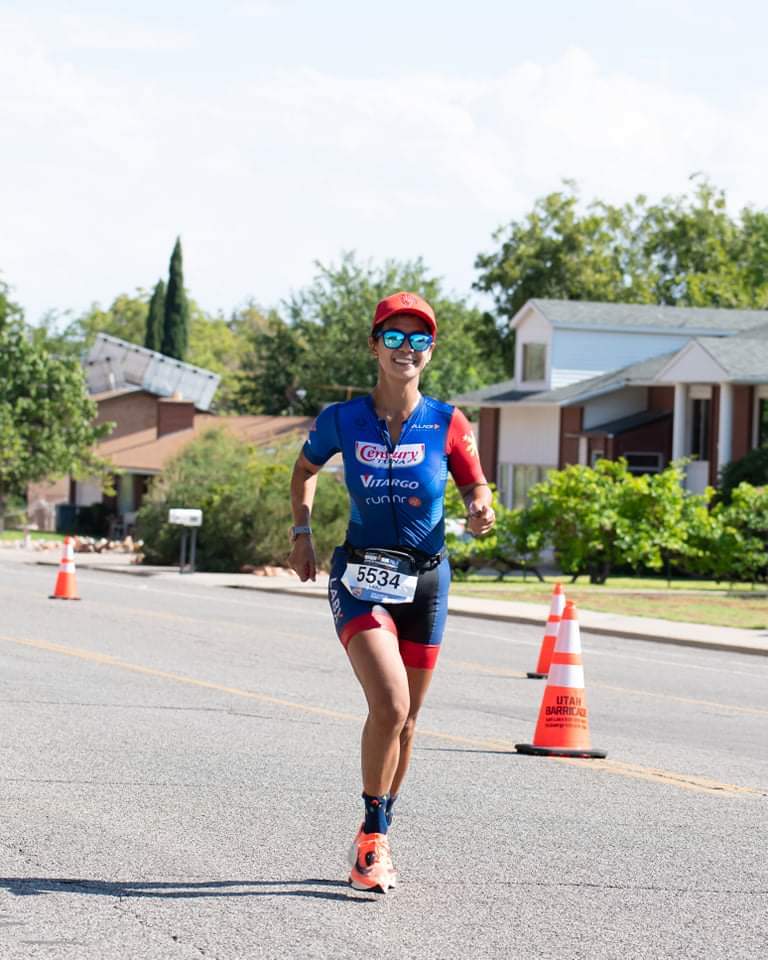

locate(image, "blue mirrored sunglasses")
[[375, 329, 433, 352]]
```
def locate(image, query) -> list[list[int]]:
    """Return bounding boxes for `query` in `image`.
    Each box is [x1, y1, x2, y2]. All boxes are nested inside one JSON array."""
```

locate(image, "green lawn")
[[450, 576, 768, 629], [0, 530, 66, 542]]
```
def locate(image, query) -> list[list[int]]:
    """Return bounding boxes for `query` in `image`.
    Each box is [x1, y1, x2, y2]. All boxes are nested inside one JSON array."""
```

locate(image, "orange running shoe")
[[348, 825, 397, 887], [348, 832, 396, 893]]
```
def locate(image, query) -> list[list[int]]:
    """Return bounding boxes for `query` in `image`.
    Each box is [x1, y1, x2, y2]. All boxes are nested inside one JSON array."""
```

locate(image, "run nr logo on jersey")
[[355, 441, 425, 468]]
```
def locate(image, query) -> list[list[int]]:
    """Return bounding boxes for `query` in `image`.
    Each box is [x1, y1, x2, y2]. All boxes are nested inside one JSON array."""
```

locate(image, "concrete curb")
[[224, 583, 768, 658], [30, 557, 768, 658]]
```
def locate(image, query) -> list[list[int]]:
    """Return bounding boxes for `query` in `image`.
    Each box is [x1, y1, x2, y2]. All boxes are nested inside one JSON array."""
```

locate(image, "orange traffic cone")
[[516, 601, 605, 758], [49, 537, 81, 600], [527, 582, 565, 678]]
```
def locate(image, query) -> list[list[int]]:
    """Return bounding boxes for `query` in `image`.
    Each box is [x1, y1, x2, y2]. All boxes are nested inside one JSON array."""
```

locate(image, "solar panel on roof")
[[85, 334, 220, 410]]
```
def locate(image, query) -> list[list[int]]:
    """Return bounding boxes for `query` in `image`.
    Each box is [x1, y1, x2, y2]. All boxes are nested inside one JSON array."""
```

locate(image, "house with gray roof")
[[452, 299, 768, 507]]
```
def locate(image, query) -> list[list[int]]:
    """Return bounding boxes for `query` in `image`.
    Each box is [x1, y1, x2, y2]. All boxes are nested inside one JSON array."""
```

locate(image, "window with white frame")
[[497, 463, 551, 508], [521, 343, 546, 382]]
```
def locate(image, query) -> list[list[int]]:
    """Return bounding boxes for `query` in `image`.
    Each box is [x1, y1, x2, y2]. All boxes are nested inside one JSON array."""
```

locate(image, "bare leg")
[[347, 629, 410, 795], [389, 665, 434, 798]]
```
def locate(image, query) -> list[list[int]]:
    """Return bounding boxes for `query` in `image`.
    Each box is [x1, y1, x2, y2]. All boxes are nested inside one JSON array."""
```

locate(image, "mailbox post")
[[168, 508, 203, 574]]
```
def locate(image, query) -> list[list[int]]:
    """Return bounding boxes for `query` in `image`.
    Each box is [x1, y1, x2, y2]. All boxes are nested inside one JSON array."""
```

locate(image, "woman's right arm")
[[288, 452, 322, 582]]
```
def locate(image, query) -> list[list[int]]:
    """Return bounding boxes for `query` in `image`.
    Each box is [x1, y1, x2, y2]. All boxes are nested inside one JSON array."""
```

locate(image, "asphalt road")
[[0, 554, 766, 960]]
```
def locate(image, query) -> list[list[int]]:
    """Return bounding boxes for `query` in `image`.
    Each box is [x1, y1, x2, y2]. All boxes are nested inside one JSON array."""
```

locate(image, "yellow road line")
[[556, 758, 765, 797], [1, 633, 764, 798], [442, 657, 768, 718]]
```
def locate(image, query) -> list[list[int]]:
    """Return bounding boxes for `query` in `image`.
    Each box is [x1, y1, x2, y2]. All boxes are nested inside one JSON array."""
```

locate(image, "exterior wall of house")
[[559, 406, 584, 467], [494, 405, 559, 507], [648, 386, 674, 412], [95, 391, 158, 440], [731, 386, 753, 463], [497, 406, 560, 466], [582, 387, 648, 429], [550, 330, 691, 389], [614, 418, 673, 465], [514, 307, 552, 391], [655, 342, 726, 382], [478, 408, 499, 485], [157, 399, 196, 437]]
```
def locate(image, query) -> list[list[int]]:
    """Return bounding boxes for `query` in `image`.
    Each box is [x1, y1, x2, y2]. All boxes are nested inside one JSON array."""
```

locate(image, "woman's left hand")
[[467, 503, 496, 537]]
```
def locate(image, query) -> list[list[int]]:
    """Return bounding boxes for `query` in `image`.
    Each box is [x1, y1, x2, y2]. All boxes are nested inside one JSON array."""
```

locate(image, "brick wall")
[[157, 399, 197, 437], [559, 406, 583, 467], [477, 408, 499, 484], [95, 392, 158, 440]]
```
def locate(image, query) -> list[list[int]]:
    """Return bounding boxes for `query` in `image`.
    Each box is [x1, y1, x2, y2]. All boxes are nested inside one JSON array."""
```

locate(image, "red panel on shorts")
[[398, 639, 440, 670], [340, 611, 398, 649]]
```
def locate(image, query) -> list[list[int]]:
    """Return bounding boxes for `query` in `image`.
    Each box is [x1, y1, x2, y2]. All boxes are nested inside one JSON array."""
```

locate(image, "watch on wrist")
[[290, 525, 312, 540]]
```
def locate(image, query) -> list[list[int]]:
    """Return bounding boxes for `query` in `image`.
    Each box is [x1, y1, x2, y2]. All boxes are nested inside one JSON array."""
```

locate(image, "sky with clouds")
[[3, 0, 768, 323]]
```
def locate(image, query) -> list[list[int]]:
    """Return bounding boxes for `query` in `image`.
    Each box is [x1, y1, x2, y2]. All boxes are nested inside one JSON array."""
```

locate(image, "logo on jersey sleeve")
[[462, 432, 479, 459], [355, 441, 425, 468]]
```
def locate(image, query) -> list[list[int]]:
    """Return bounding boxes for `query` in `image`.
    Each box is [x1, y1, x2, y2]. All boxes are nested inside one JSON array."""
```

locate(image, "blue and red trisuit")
[[303, 394, 486, 669]]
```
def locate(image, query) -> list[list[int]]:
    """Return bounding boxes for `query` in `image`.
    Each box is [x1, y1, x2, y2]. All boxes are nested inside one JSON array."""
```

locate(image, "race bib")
[[341, 550, 418, 604]]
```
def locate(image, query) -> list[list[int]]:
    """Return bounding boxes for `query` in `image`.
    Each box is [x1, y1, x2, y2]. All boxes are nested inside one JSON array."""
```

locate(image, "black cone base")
[[526, 671, 548, 679], [515, 743, 607, 759]]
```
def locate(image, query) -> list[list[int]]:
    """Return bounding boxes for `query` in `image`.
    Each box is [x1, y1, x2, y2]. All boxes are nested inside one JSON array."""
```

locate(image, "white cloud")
[[3, 17, 768, 324]]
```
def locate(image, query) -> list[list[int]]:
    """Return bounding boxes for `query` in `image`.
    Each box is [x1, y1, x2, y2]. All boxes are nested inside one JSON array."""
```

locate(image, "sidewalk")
[[12, 547, 768, 658]]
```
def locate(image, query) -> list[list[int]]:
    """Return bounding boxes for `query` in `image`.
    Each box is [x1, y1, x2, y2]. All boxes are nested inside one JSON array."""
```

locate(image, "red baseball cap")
[[372, 291, 437, 339]]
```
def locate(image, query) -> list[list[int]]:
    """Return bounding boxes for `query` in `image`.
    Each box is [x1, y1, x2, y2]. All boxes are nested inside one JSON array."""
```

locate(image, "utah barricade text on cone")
[[516, 600, 605, 758], [49, 536, 81, 601]]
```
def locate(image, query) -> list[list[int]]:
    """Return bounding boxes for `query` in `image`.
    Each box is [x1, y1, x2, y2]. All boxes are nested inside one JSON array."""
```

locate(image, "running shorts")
[[327, 545, 451, 670]]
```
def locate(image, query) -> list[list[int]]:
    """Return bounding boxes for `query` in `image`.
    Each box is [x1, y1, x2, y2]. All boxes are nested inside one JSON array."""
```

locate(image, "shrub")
[[705, 483, 768, 583], [521, 458, 717, 583], [136, 429, 348, 571], [719, 446, 768, 502]]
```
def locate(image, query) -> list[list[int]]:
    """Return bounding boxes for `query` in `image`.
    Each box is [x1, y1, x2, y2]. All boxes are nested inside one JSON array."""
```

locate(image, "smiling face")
[[369, 312, 434, 383]]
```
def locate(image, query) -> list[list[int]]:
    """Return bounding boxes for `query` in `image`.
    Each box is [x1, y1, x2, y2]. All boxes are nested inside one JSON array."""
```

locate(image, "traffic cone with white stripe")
[[49, 537, 81, 600], [516, 601, 605, 758], [527, 582, 565, 678]]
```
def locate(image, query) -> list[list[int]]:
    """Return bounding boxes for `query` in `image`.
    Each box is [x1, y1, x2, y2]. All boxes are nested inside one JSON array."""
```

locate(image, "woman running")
[[288, 291, 495, 893]]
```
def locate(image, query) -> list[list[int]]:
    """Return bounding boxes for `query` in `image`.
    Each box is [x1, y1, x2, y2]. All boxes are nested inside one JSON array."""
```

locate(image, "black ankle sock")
[[385, 793, 397, 826], [362, 793, 389, 834]]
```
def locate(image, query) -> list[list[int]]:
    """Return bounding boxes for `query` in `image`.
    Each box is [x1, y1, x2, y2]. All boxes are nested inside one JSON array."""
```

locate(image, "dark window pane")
[[691, 398, 711, 458], [759, 399, 768, 446], [625, 452, 663, 473]]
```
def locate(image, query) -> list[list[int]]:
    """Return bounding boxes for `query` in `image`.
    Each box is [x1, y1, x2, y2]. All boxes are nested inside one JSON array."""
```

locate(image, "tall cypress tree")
[[144, 278, 165, 352], [161, 237, 189, 360]]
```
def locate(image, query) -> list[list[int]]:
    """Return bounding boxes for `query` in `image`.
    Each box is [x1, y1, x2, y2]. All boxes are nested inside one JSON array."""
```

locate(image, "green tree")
[[237, 253, 509, 415], [523, 459, 632, 583], [235, 310, 306, 415], [162, 237, 189, 360], [705, 484, 768, 583], [144, 279, 165, 351], [136, 429, 348, 571], [475, 178, 768, 339], [0, 296, 112, 531], [474, 182, 656, 326], [641, 179, 768, 307]]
